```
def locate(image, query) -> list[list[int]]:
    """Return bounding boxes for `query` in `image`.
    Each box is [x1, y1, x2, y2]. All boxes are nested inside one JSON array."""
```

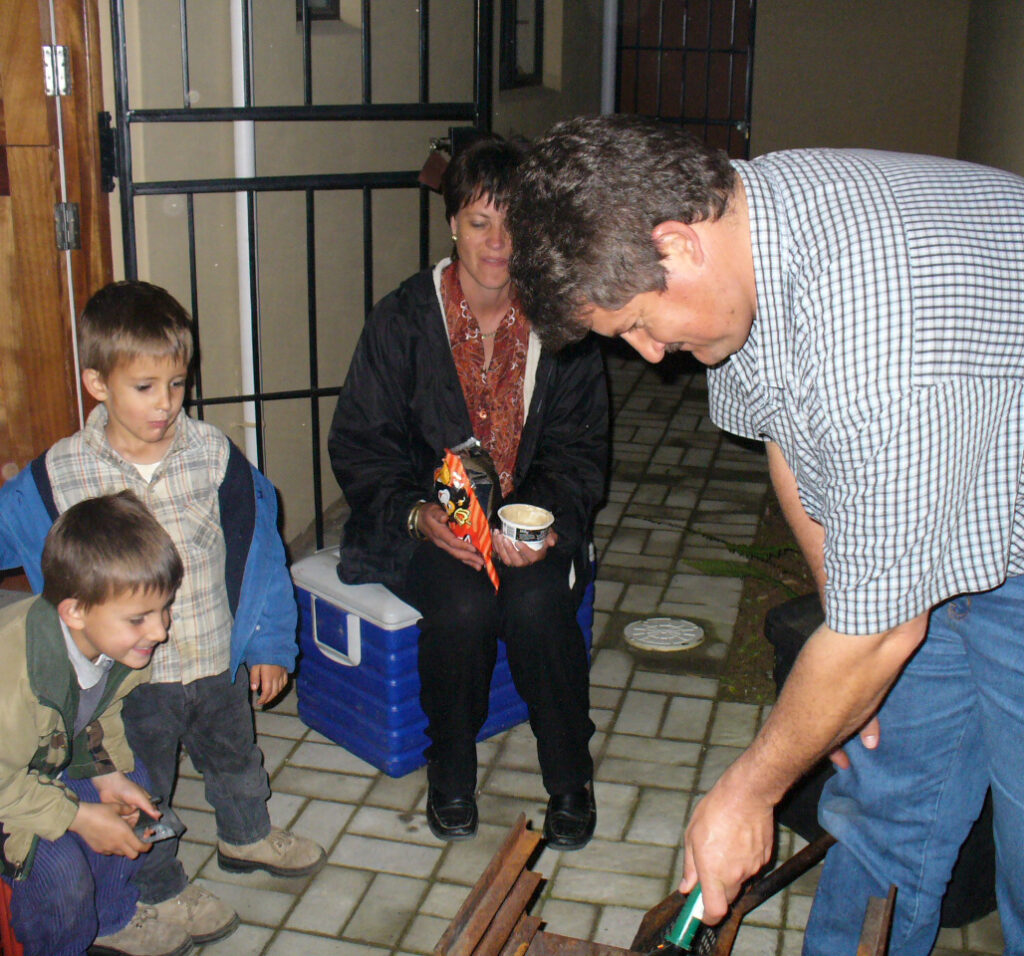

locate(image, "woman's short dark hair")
[[42, 491, 184, 609], [442, 132, 530, 221], [507, 114, 738, 349]]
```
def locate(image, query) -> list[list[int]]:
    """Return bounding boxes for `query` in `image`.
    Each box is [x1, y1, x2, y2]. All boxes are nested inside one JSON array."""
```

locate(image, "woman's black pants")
[[397, 542, 594, 797]]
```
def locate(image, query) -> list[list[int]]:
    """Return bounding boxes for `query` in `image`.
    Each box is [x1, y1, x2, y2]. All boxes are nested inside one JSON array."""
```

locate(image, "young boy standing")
[[0, 281, 325, 946], [1, 492, 191, 956]]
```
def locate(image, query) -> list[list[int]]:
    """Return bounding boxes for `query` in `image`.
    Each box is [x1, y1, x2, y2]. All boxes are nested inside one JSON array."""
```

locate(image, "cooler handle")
[[310, 596, 362, 666]]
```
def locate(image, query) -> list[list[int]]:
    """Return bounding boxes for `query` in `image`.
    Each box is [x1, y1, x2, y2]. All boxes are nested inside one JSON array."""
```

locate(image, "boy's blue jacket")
[[0, 442, 298, 680]]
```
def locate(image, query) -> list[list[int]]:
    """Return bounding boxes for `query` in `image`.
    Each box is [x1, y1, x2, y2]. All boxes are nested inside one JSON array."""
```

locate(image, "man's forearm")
[[730, 613, 929, 804]]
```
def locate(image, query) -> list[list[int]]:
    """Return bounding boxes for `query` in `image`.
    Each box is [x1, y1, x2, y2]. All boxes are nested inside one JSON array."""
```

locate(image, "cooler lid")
[[290, 548, 422, 630]]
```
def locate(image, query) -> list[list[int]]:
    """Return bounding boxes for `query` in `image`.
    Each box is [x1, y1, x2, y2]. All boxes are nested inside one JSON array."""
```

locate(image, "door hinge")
[[54, 202, 81, 251], [98, 112, 117, 193], [42, 45, 72, 97]]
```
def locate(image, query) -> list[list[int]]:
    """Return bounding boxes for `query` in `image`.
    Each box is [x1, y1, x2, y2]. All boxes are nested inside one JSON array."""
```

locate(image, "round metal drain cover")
[[624, 617, 705, 652]]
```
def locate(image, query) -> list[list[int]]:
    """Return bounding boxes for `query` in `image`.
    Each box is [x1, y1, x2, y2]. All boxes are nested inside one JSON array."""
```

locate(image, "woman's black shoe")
[[426, 787, 478, 841], [543, 785, 596, 850]]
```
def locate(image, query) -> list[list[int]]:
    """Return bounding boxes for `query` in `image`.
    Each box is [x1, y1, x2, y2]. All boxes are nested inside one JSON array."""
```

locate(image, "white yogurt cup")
[[498, 503, 554, 550]]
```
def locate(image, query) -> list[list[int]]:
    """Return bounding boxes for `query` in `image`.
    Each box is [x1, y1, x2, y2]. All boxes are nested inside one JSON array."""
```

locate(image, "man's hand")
[[829, 716, 881, 770], [69, 800, 151, 857], [250, 663, 289, 707], [417, 503, 485, 571], [680, 761, 775, 921], [491, 529, 557, 567]]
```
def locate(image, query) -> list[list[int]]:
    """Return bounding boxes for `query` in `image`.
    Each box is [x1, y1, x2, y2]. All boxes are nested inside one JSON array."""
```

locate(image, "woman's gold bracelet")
[[407, 500, 428, 540]]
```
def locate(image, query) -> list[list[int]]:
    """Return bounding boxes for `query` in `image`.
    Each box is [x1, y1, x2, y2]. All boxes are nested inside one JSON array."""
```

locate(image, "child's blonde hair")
[[78, 280, 194, 377]]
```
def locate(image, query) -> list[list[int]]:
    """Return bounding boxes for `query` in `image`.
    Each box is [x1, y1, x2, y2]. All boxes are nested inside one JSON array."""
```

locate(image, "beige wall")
[[493, 0, 604, 139], [97, 0, 601, 544], [958, 0, 1024, 176], [749, 0, 970, 158]]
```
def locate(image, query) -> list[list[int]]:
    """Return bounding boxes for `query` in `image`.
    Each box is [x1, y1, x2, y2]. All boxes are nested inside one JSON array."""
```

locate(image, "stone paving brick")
[[330, 833, 441, 877], [559, 837, 674, 877], [265, 934, 387, 956], [289, 740, 380, 774], [199, 923, 275, 954], [965, 911, 1005, 953], [289, 797, 355, 849], [260, 734, 296, 777], [272, 765, 375, 803], [365, 769, 428, 811], [285, 865, 373, 935], [697, 745, 745, 791], [419, 881, 470, 920], [614, 690, 668, 736], [549, 866, 665, 909], [590, 648, 635, 687], [593, 905, 649, 949], [620, 583, 665, 614], [348, 804, 438, 846], [662, 696, 713, 740], [709, 701, 762, 747], [401, 913, 450, 954], [598, 756, 695, 792], [631, 671, 718, 697], [195, 876, 297, 926], [268, 789, 313, 829], [731, 922, 781, 955], [255, 711, 309, 740], [534, 898, 598, 940], [625, 787, 687, 847], [342, 873, 427, 946], [606, 733, 701, 767], [594, 578, 625, 611], [785, 890, 813, 930]]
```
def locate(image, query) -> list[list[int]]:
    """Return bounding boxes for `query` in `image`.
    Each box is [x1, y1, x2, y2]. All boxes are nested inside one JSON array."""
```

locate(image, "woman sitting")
[[327, 133, 608, 849]]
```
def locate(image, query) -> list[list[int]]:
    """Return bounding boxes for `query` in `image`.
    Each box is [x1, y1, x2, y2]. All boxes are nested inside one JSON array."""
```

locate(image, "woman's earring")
[[451, 233, 458, 241]]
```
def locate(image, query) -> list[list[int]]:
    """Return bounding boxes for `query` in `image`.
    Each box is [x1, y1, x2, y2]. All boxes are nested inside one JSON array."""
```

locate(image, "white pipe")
[[600, 0, 617, 114], [231, 1, 259, 465]]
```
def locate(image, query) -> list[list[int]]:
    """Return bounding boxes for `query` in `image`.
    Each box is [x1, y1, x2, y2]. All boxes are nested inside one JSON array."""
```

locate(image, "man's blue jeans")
[[804, 574, 1024, 955]]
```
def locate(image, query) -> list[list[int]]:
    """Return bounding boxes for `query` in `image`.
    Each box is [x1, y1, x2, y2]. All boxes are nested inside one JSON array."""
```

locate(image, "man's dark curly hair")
[[507, 115, 737, 350]]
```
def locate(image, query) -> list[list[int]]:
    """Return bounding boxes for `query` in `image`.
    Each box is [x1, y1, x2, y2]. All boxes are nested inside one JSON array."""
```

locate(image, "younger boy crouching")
[[0, 492, 192, 956], [0, 279, 325, 944]]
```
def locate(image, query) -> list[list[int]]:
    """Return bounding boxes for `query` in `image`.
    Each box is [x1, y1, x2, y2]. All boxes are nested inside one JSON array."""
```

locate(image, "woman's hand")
[[417, 503, 486, 571], [492, 529, 557, 567]]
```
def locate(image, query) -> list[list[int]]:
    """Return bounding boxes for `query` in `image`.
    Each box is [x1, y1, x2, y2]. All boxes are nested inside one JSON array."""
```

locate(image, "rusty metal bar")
[[435, 814, 542, 956], [857, 886, 897, 956]]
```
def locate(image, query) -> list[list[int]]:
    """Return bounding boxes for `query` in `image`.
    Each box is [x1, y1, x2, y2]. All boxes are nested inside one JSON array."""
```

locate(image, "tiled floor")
[[7, 347, 1002, 954]]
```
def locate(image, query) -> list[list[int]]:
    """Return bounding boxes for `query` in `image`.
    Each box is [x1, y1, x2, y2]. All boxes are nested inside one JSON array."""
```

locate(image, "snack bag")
[[435, 449, 500, 591]]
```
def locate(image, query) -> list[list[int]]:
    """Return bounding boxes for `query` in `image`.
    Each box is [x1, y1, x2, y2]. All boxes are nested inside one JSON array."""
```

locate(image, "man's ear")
[[57, 597, 85, 631], [651, 221, 704, 268], [81, 368, 108, 403]]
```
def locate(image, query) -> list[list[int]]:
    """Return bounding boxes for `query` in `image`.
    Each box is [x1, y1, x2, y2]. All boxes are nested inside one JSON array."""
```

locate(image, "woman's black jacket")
[[327, 265, 609, 593]]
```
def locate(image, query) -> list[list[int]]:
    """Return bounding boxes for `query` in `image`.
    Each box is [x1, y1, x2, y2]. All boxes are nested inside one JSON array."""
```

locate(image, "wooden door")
[[0, 0, 112, 586], [0, 0, 111, 479]]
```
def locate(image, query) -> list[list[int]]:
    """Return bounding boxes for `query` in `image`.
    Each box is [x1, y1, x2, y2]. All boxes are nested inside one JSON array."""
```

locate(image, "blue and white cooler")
[[292, 547, 593, 777]]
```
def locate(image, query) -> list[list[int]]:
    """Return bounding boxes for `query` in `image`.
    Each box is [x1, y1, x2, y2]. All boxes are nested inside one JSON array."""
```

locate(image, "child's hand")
[[93, 771, 160, 823], [69, 801, 151, 858], [250, 664, 288, 708]]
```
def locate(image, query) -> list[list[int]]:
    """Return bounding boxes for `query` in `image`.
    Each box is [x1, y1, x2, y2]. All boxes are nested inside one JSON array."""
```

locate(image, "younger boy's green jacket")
[[0, 596, 149, 879]]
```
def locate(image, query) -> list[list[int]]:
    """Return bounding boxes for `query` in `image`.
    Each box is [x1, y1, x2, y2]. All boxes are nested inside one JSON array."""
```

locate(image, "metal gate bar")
[[108, 0, 493, 550]]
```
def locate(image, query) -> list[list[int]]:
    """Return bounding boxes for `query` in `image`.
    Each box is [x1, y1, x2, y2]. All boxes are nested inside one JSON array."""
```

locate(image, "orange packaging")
[[434, 450, 499, 591]]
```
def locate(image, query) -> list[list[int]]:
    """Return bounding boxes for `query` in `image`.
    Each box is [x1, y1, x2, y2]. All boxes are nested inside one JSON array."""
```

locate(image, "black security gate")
[[617, 0, 755, 158], [107, 0, 493, 550]]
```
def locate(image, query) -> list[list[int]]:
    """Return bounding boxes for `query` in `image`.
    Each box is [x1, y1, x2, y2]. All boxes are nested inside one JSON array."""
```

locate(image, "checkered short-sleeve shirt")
[[709, 149, 1024, 635]]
